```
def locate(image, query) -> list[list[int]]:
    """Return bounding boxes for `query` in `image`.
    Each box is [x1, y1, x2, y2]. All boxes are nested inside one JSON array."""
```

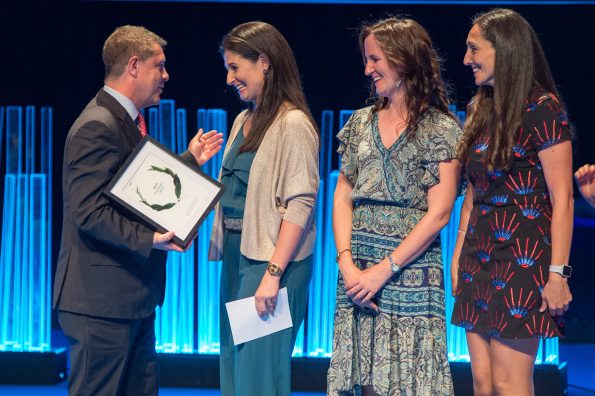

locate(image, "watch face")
[[562, 266, 572, 277], [267, 263, 282, 276]]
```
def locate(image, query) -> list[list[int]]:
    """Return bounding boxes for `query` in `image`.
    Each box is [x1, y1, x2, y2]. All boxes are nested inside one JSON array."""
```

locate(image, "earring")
[[395, 79, 402, 88], [263, 68, 269, 75]]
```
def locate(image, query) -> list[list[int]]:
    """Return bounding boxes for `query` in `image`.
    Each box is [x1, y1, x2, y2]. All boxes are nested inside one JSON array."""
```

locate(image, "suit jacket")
[[53, 88, 190, 319]]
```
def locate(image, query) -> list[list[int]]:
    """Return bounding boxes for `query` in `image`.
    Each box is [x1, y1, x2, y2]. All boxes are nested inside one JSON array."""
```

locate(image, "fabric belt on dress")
[[223, 217, 243, 232]]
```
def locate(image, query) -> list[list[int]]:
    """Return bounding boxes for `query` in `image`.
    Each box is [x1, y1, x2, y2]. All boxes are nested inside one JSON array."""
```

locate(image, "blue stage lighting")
[[0, 106, 53, 353]]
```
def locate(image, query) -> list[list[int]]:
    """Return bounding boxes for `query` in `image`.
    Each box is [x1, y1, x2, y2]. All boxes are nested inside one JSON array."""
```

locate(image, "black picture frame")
[[105, 136, 224, 248]]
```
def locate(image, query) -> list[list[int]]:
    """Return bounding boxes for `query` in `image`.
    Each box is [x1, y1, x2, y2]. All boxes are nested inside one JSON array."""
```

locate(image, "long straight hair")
[[457, 9, 564, 171], [359, 17, 456, 135], [220, 21, 318, 153]]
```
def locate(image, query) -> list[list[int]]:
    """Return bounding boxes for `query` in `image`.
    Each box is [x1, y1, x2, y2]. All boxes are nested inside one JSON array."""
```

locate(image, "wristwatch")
[[388, 255, 401, 274], [549, 264, 572, 278], [267, 262, 284, 277]]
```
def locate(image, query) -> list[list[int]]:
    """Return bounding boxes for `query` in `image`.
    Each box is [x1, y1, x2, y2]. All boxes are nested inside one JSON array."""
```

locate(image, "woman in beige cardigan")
[[209, 22, 319, 396]]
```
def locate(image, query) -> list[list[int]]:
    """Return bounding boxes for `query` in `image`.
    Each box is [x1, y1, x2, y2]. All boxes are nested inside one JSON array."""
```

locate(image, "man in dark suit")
[[53, 25, 222, 396]]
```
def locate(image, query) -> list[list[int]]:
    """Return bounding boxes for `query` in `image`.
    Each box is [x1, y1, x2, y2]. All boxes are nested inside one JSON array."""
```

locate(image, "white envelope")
[[225, 287, 293, 345]]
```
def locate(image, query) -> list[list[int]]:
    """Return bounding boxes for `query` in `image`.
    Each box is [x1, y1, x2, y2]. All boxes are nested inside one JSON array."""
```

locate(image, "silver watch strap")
[[549, 264, 572, 277]]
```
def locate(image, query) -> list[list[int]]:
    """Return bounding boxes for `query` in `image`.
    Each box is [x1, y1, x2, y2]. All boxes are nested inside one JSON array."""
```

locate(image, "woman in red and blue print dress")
[[451, 9, 573, 396]]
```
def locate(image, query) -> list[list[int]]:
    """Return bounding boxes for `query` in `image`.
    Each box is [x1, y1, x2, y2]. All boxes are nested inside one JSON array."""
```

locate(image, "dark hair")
[[359, 17, 456, 135], [220, 21, 318, 153], [103, 25, 167, 79], [457, 8, 565, 171]]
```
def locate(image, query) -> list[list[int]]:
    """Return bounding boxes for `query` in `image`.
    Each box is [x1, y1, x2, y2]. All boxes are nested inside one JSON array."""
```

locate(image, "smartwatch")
[[549, 264, 572, 278]]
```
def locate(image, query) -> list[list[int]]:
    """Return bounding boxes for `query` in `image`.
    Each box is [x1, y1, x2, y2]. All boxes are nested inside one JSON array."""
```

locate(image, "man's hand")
[[153, 230, 190, 252], [188, 129, 224, 166]]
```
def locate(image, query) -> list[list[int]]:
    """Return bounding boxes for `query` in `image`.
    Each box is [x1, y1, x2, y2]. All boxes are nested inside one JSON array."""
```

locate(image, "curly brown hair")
[[359, 17, 456, 135]]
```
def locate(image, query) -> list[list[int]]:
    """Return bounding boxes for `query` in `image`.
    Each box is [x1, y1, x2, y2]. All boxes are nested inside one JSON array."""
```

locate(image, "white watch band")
[[549, 264, 572, 278]]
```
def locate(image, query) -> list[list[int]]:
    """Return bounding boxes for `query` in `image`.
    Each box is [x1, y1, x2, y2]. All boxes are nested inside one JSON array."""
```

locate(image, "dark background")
[[1, 0, 594, 342]]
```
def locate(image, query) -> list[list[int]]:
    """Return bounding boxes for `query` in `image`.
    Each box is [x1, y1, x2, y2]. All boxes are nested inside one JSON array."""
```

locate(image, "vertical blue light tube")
[[292, 109, 333, 357], [0, 109, 5, 344], [25, 106, 35, 173], [543, 337, 559, 364], [304, 110, 352, 357], [176, 109, 188, 155], [442, 195, 470, 361], [306, 110, 333, 357], [306, 181, 326, 357], [0, 105, 60, 353], [308, 112, 351, 357], [320, 110, 333, 180], [14, 174, 28, 349], [151, 103, 163, 347], [196, 108, 226, 353], [41, 107, 53, 351], [159, 100, 175, 149], [158, 100, 176, 351], [443, 107, 472, 361], [321, 172, 339, 356], [181, 246, 195, 353], [0, 175, 16, 349], [29, 174, 48, 351], [148, 108, 159, 140], [154, 101, 195, 353], [6, 107, 25, 350], [2, 106, 24, 350], [6, 107, 22, 174], [0, 107, 4, 162], [22, 107, 34, 351]]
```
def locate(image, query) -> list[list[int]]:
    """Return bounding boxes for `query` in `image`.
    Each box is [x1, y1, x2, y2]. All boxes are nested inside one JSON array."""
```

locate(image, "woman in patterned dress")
[[451, 9, 573, 396], [327, 17, 462, 395]]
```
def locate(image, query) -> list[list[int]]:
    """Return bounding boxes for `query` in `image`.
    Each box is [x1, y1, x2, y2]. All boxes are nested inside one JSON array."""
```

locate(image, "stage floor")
[[1, 343, 593, 395], [0, 385, 324, 396]]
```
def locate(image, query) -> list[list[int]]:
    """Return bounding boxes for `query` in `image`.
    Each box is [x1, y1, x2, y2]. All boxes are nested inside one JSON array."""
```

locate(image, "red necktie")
[[137, 113, 148, 137]]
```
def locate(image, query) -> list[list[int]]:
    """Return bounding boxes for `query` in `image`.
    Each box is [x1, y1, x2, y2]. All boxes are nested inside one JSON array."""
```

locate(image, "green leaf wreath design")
[[136, 165, 182, 211]]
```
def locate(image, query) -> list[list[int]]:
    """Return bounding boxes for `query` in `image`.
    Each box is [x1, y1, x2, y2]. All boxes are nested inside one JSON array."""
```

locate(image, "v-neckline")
[[373, 112, 407, 151], [241, 114, 252, 138]]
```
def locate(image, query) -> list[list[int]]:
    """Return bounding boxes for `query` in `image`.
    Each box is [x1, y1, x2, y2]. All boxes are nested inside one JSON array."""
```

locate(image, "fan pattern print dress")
[[451, 92, 571, 338]]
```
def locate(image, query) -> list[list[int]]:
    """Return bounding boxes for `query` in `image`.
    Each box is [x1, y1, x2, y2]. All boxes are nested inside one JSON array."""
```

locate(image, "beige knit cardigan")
[[208, 107, 319, 262]]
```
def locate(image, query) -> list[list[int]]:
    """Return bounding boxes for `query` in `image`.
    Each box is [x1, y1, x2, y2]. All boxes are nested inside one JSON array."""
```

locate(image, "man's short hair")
[[102, 25, 167, 78]]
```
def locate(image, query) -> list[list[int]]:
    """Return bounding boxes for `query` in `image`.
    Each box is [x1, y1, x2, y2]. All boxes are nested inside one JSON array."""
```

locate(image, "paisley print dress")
[[327, 106, 462, 396]]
